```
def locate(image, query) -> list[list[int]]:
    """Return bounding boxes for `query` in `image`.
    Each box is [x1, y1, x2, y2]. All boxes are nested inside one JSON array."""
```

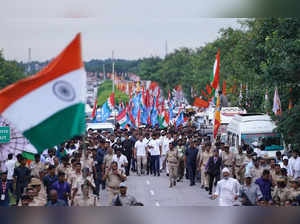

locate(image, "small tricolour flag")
[[272, 87, 282, 116], [117, 109, 129, 127], [0, 33, 86, 153]]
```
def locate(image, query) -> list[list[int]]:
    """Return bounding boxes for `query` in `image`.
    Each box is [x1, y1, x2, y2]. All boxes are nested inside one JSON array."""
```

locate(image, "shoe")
[[166, 174, 169, 176], [177, 178, 181, 182], [209, 192, 212, 195], [158, 173, 160, 176], [205, 187, 209, 191], [201, 185, 204, 189], [154, 173, 156, 176], [173, 180, 176, 186]]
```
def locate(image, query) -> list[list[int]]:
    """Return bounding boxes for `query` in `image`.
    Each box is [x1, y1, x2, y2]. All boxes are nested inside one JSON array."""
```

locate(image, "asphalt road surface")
[[100, 171, 218, 206]]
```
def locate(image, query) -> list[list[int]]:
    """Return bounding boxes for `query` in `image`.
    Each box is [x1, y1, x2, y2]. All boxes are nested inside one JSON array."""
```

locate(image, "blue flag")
[[176, 111, 184, 127]]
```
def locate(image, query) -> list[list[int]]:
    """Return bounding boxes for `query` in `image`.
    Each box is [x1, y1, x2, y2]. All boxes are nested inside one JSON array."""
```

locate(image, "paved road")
[[100, 171, 218, 206]]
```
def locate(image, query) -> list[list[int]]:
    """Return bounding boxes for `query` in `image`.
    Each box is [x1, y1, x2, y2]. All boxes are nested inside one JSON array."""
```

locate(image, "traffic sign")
[[0, 126, 10, 143]]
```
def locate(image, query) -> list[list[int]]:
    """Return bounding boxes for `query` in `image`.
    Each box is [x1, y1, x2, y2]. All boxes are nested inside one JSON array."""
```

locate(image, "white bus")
[[226, 113, 285, 158]]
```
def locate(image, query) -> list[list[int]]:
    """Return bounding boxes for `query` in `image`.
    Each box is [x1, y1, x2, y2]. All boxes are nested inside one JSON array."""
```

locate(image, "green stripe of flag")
[[23, 103, 85, 153]]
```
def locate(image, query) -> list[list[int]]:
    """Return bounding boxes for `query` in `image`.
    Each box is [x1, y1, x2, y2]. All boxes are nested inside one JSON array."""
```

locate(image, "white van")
[[86, 122, 115, 133], [226, 114, 285, 158]]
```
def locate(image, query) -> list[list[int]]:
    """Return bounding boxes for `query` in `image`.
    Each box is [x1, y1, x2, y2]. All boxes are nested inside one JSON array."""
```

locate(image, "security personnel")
[[28, 178, 47, 206], [102, 161, 127, 205], [184, 141, 199, 186], [73, 184, 97, 207], [165, 142, 179, 188], [287, 179, 300, 201], [222, 145, 235, 175], [250, 157, 263, 181], [235, 147, 246, 184], [176, 139, 186, 182], [272, 177, 290, 206], [199, 144, 212, 190]]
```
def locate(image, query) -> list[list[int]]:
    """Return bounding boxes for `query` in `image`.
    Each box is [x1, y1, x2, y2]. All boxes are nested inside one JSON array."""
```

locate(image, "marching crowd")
[[1, 124, 300, 207]]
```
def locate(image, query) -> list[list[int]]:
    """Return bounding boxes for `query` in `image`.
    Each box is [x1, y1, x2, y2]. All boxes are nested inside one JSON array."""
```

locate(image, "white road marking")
[[155, 202, 160, 207], [146, 180, 150, 185], [150, 190, 155, 196]]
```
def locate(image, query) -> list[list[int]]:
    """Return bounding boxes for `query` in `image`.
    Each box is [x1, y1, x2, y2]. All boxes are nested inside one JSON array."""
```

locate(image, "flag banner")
[[91, 98, 98, 119], [0, 33, 86, 153], [214, 96, 221, 139], [222, 80, 226, 96], [117, 109, 128, 127], [176, 111, 184, 127], [272, 87, 282, 116], [100, 93, 115, 122], [206, 84, 212, 95], [193, 97, 209, 108], [211, 49, 220, 90]]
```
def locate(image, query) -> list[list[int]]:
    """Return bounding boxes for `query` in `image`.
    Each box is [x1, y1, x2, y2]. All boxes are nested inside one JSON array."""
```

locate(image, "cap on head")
[[283, 156, 288, 161], [222, 167, 230, 174], [120, 182, 127, 188], [245, 173, 252, 178]]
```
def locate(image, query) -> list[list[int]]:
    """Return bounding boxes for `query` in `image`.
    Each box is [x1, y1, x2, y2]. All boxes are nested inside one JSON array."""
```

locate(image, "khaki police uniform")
[[272, 186, 290, 206], [30, 161, 46, 178], [235, 152, 245, 183], [103, 154, 114, 171], [250, 166, 263, 181], [166, 149, 179, 186], [200, 151, 212, 188], [176, 146, 186, 180], [106, 169, 125, 205], [222, 151, 235, 175]]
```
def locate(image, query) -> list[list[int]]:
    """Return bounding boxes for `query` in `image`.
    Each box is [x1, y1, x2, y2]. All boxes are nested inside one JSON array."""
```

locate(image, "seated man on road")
[[112, 182, 142, 206]]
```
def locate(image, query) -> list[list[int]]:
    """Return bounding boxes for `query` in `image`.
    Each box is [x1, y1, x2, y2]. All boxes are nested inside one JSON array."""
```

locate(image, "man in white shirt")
[[212, 167, 240, 206], [293, 152, 300, 179], [134, 135, 147, 176], [147, 133, 162, 176], [160, 132, 173, 175], [4, 153, 16, 194], [279, 156, 291, 176], [288, 151, 298, 178], [112, 149, 128, 173]]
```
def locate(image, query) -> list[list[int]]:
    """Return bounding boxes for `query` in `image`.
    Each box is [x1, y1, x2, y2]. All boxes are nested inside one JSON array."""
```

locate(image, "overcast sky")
[[0, 0, 243, 62]]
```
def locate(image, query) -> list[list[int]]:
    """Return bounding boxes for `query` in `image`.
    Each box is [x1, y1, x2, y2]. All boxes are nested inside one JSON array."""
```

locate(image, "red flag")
[[222, 80, 226, 96], [193, 97, 209, 108], [91, 98, 98, 119], [206, 84, 212, 95], [137, 108, 141, 127], [201, 90, 209, 99]]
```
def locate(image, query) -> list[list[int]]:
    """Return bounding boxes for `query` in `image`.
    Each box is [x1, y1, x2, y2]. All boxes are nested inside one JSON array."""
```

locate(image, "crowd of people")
[[0, 123, 300, 206]]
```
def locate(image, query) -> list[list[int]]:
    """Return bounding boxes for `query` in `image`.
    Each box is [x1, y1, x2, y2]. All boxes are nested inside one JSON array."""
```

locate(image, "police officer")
[[102, 161, 127, 205], [235, 146, 246, 184], [184, 141, 199, 186], [199, 144, 212, 190], [165, 142, 179, 188]]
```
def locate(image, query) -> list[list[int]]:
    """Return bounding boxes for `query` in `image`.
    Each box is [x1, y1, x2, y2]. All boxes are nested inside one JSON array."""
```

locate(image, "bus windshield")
[[241, 133, 283, 151]]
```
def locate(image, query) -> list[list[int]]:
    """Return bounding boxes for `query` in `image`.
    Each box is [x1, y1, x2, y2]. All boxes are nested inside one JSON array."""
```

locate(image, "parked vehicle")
[[226, 113, 285, 158]]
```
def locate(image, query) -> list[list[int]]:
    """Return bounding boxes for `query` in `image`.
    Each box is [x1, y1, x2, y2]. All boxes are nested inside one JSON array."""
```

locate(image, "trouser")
[[15, 184, 25, 205], [160, 155, 168, 173], [7, 180, 14, 194], [187, 163, 197, 184], [107, 187, 120, 206], [200, 166, 209, 187], [151, 155, 160, 175], [168, 164, 178, 183], [235, 166, 245, 184], [125, 156, 132, 176], [208, 173, 220, 194], [94, 173, 103, 196], [177, 158, 185, 180], [131, 158, 137, 172], [137, 156, 147, 175], [147, 154, 152, 174]]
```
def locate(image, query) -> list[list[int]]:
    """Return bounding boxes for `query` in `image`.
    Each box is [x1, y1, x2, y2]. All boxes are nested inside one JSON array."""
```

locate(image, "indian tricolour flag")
[[0, 33, 86, 154], [210, 49, 220, 104], [117, 109, 128, 128]]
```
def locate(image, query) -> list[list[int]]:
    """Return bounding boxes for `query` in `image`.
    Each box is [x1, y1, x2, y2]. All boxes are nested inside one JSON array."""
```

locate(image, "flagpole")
[[112, 51, 116, 126]]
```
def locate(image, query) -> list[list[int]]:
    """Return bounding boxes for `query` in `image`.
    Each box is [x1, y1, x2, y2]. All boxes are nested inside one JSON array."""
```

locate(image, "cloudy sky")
[[0, 0, 243, 62]]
